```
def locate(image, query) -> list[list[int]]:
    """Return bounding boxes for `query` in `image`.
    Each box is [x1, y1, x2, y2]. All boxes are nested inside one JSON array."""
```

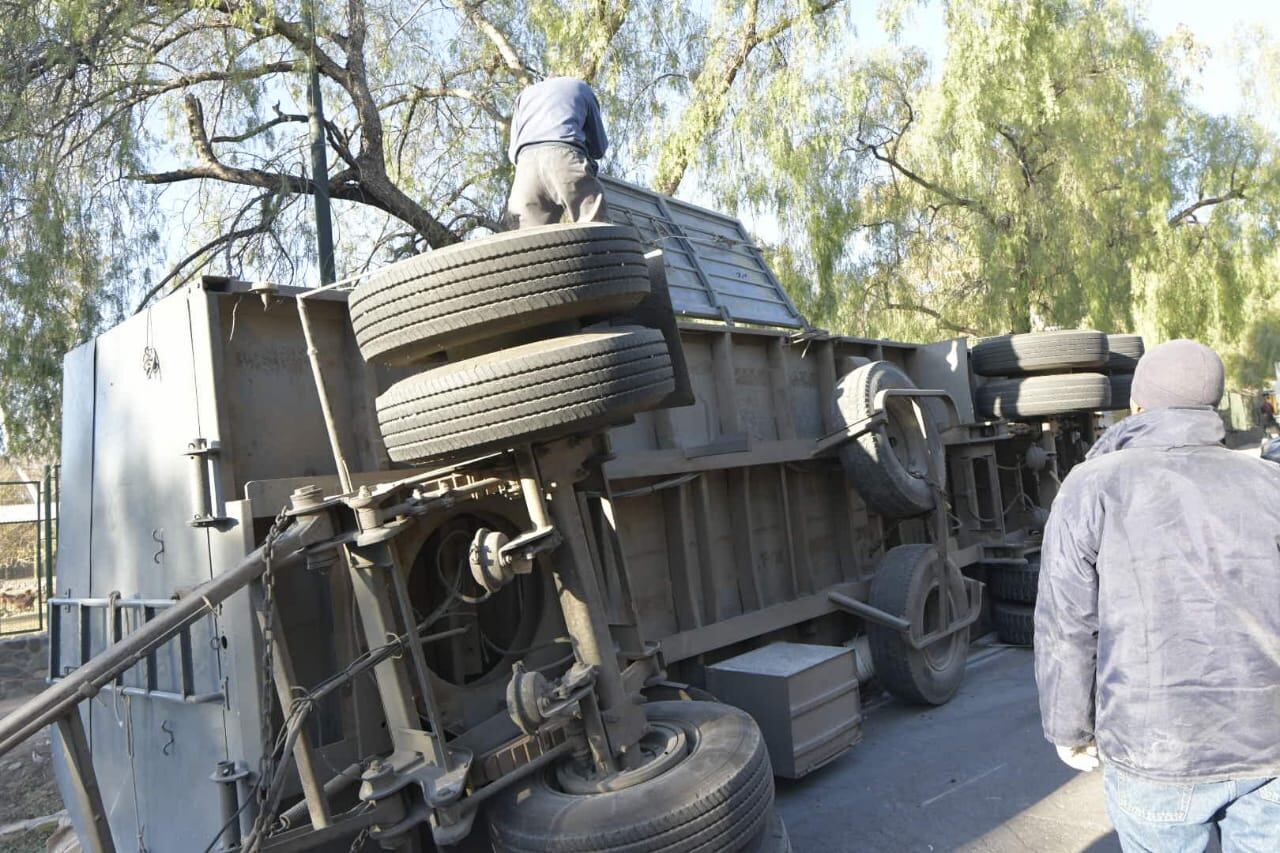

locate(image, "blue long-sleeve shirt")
[[508, 77, 608, 165]]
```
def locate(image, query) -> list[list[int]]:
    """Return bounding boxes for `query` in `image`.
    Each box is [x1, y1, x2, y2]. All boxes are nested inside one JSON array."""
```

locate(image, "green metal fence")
[[0, 466, 57, 636]]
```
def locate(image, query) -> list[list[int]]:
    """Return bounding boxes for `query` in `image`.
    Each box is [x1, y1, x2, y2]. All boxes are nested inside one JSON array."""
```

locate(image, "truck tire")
[[349, 224, 651, 365], [992, 602, 1034, 646], [987, 556, 1039, 605], [975, 373, 1110, 420], [487, 701, 774, 853], [746, 809, 792, 853], [1108, 373, 1133, 410], [377, 327, 674, 463], [867, 545, 968, 706], [971, 330, 1108, 376], [1106, 334, 1144, 373], [834, 361, 943, 519]]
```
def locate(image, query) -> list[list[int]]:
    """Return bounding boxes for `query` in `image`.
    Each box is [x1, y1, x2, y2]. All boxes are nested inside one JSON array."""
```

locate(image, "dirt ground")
[[0, 723, 61, 853]]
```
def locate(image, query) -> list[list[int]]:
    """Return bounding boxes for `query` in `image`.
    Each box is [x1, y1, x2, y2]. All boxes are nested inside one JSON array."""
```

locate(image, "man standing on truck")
[[1035, 339, 1280, 852], [507, 76, 609, 228]]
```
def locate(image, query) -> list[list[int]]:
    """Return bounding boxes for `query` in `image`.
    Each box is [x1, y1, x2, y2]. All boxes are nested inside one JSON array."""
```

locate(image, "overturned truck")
[[0, 178, 1133, 852]]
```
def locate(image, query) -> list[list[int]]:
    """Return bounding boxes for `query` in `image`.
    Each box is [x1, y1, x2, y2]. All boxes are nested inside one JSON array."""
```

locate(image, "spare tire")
[[833, 361, 942, 519], [1108, 373, 1133, 410], [971, 330, 1108, 376], [993, 602, 1034, 646], [747, 809, 792, 853], [377, 327, 673, 463], [487, 701, 774, 853], [1106, 334, 1144, 373], [349, 223, 651, 365], [987, 556, 1039, 604], [867, 545, 968, 706], [975, 373, 1110, 420]]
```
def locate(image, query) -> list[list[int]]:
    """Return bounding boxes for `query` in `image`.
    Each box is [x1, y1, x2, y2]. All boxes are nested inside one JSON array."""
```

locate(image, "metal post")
[[257, 605, 332, 828], [53, 711, 116, 853], [43, 465, 54, 607], [212, 760, 244, 850], [303, 0, 335, 286], [34, 484, 43, 633], [387, 560, 451, 770], [528, 444, 646, 763], [296, 296, 354, 493]]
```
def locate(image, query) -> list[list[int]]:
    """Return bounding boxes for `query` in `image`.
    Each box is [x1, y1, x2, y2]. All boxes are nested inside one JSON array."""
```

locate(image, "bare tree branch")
[[1168, 188, 1247, 227], [209, 105, 305, 143], [133, 213, 273, 313], [883, 301, 979, 335]]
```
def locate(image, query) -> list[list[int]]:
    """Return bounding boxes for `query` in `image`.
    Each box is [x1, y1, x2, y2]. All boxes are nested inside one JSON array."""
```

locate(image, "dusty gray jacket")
[[1035, 407, 1280, 782], [508, 77, 608, 164]]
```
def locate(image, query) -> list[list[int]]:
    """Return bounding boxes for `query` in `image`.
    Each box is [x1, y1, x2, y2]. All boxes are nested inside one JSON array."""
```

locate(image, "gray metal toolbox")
[[706, 642, 862, 778]]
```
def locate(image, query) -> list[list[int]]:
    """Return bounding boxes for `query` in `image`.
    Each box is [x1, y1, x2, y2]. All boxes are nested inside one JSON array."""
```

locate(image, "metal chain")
[[256, 506, 291, 810]]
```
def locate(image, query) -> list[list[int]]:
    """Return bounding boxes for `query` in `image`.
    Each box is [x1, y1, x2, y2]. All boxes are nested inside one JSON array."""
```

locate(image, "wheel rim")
[[883, 396, 930, 480], [919, 581, 963, 672], [553, 721, 690, 795]]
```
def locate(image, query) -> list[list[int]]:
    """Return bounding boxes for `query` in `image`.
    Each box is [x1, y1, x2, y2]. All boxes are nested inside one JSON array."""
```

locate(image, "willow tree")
[[0, 0, 848, 456], [735, 0, 1280, 366]]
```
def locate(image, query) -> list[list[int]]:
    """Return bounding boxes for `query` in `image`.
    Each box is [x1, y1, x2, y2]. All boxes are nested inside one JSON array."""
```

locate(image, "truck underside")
[[0, 178, 1128, 852]]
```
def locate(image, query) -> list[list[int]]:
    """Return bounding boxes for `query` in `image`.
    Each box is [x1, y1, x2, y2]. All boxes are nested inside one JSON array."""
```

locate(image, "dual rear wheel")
[[487, 701, 786, 853]]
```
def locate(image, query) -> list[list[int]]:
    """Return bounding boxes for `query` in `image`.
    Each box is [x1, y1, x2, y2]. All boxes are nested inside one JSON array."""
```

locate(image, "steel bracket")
[[906, 576, 984, 650], [500, 525, 562, 566], [184, 438, 230, 527], [360, 743, 474, 810], [360, 743, 476, 847]]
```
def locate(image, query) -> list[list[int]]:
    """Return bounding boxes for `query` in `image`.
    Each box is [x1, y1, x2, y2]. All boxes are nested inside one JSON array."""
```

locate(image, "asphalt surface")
[[775, 645, 1122, 853]]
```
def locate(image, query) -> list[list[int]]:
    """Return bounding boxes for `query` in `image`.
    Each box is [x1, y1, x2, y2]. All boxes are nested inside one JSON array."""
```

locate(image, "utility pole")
[[304, 0, 336, 285]]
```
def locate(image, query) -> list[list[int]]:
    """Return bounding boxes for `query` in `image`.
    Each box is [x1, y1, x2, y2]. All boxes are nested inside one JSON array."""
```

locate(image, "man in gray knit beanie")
[[1036, 339, 1280, 852], [1130, 338, 1225, 411]]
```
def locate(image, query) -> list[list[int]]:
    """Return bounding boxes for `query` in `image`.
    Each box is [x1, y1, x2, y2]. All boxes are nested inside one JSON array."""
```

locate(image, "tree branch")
[[445, 0, 532, 85], [883, 302, 979, 335], [386, 86, 508, 125], [1167, 188, 1247, 227], [133, 215, 272, 314], [134, 96, 389, 210], [209, 106, 305, 143], [853, 109, 996, 224], [654, 0, 843, 195], [581, 0, 631, 83]]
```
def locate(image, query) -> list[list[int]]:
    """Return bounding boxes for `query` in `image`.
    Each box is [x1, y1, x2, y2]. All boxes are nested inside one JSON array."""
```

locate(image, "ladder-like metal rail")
[[0, 515, 321, 853]]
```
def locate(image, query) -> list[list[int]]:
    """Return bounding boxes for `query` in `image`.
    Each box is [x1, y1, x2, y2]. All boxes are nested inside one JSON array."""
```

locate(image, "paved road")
[[775, 645, 1121, 853]]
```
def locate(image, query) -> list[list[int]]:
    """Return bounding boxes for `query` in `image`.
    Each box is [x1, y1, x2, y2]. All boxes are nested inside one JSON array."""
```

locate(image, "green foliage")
[[730, 0, 1280, 387], [4, 0, 1280, 460]]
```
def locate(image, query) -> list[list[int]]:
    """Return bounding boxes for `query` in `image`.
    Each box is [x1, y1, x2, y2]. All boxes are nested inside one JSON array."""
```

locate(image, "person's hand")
[[1056, 742, 1100, 772]]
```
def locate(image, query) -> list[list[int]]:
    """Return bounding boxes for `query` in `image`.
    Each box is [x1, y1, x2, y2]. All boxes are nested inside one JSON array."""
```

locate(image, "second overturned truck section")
[[11, 178, 1066, 852]]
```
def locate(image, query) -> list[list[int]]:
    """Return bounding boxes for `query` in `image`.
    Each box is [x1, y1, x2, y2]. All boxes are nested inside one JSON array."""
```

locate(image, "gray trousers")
[[508, 143, 607, 228]]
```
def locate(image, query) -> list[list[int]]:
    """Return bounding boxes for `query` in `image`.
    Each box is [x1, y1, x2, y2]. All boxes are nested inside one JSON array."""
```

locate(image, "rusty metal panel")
[[601, 177, 807, 329]]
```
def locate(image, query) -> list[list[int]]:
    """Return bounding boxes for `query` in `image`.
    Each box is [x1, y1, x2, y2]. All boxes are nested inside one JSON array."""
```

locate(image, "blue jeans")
[[1104, 764, 1280, 852]]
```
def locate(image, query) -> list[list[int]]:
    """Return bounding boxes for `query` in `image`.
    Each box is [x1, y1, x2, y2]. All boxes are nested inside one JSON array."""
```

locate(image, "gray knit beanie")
[[1130, 339, 1225, 410]]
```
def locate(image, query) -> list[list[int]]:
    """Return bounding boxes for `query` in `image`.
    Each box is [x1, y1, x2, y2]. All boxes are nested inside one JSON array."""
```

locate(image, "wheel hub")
[[554, 721, 689, 795], [920, 582, 963, 671]]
